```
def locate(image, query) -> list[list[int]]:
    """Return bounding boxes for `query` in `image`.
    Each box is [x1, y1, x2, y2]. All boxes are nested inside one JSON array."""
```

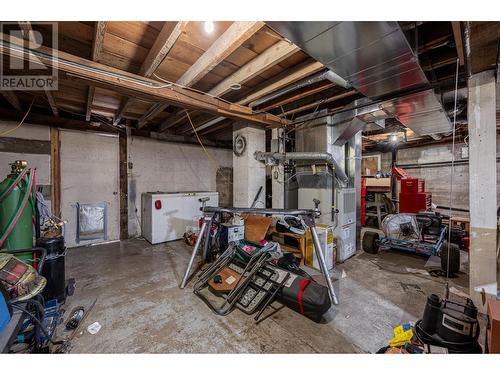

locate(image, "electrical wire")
[[186, 111, 233, 187], [445, 58, 460, 279], [0, 97, 35, 137]]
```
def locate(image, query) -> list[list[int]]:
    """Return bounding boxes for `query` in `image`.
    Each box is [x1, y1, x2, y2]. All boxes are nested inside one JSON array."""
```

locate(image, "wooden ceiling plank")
[[86, 21, 107, 121], [177, 21, 264, 87], [115, 22, 187, 126], [140, 21, 188, 78], [0, 32, 284, 127], [160, 39, 304, 133], [142, 21, 264, 129]]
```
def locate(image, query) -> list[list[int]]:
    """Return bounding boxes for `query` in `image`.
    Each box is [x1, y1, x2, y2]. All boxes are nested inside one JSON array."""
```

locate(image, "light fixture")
[[204, 21, 214, 34], [229, 83, 241, 91], [389, 133, 398, 143]]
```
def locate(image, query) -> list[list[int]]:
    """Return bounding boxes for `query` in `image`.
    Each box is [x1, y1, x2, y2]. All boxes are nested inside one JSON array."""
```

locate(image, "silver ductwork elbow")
[[254, 151, 349, 185]]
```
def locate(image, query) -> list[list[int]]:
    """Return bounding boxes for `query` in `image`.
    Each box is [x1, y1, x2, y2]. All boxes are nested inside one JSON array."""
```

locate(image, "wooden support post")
[[50, 127, 61, 218], [119, 130, 129, 240]]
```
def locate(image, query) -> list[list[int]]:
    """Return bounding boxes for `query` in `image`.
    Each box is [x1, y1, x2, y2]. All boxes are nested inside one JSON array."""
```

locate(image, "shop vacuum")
[[36, 236, 74, 303], [415, 291, 482, 353]]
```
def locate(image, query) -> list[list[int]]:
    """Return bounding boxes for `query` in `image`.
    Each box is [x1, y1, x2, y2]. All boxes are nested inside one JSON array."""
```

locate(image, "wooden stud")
[[119, 130, 128, 240], [50, 127, 61, 218]]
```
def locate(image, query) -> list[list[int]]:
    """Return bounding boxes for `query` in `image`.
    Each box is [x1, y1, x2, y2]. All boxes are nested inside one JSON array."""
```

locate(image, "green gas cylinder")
[[0, 160, 34, 262]]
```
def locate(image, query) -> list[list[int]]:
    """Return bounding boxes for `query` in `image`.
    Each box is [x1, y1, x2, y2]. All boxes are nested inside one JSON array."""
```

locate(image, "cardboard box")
[[487, 299, 500, 353], [304, 224, 335, 271]]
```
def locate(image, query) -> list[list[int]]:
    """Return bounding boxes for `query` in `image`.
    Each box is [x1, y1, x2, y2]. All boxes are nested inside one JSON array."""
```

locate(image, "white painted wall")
[[127, 136, 232, 237], [60, 130, 120, 247], [232, 124, 266, 208], [0, 121, 51, 185]]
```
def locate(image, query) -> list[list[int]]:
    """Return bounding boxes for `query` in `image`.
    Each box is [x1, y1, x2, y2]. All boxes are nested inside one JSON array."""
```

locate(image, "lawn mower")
[[362, 213, 461, 275]]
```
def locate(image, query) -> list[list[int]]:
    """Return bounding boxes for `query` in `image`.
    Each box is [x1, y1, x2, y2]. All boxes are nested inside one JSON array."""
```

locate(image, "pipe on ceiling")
[[250, 70, 350, 108]]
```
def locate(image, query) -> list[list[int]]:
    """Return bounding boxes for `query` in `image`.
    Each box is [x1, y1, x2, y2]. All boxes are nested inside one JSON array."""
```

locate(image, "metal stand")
[[179, 200, 340, 306], [180, 197, 211, 289]]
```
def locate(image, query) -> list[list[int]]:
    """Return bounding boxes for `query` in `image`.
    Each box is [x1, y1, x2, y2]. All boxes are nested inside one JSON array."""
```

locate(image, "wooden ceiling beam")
[[114, 21, 188, 126], [451, 22, 465, 66], [244, 61, 325, 106], [208, 39, 299, 98], [142, 21, 264, 129], [259, 82, 335, 112], [86, 21, 107, 121], [162, 40, 308, 133], [280, 89, 357, 117], [178, 21, 265, 87], [17, 22, 59, 117], [0, 32, 284, 127]]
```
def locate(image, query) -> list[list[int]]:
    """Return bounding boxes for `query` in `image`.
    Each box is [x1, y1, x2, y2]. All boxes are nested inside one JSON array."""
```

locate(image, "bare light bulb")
[[204, 21, 214, 33]]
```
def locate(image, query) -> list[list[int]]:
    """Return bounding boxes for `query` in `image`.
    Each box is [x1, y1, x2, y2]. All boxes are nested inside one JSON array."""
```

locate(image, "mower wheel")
[[440, 242, 460, 275], [363, 231, 380, 254]]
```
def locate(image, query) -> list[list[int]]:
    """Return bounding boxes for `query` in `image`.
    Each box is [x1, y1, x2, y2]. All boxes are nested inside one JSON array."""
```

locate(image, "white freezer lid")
[[143, 191, 218, 197]]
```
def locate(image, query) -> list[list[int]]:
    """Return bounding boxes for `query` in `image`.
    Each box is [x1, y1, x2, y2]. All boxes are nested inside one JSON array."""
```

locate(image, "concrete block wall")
[[127, 136, 233, 237], [375, 140, 500, 212]]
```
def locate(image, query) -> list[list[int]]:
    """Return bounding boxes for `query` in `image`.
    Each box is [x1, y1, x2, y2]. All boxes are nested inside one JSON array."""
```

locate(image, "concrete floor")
[[60, 237, 471, 353]]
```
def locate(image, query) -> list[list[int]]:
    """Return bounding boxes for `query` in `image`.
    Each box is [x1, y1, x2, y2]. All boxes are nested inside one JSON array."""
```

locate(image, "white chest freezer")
[[141, 191, 218, 244]]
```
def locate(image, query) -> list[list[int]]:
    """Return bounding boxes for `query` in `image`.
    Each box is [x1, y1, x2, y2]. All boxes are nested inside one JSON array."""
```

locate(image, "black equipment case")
[[277, 275, 331, 322]]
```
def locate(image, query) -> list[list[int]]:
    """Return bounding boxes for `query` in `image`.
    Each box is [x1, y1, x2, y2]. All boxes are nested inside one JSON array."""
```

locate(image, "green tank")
[[0, 160, 35, 262]]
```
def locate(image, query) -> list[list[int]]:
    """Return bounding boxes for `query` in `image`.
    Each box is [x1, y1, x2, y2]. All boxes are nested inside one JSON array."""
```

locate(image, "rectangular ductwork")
[[268, 21, 452, 136]]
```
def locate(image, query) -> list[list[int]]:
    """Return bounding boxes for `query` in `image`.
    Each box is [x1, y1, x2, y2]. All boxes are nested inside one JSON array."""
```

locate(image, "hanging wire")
[[0, 97, 35, 137], [446, 58, 460, 279]]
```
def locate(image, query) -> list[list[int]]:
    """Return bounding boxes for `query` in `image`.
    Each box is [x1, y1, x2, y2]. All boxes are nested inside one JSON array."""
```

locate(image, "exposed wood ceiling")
[[0, 21, 498, 147]]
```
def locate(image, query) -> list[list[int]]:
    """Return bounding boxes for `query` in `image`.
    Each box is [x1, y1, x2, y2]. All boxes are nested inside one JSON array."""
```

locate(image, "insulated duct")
[[254, 151, 349, 184], [268, 21, 452, 136]]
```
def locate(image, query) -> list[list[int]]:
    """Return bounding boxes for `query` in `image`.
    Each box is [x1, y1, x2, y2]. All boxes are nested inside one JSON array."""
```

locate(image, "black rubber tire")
[[363, 231, 380, 254], [440, 242, 460, 275]]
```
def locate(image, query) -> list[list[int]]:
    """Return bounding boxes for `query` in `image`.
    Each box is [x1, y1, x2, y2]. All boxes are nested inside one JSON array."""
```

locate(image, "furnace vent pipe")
[[254, 151, 349, 184], [250, 70, 350, 108]]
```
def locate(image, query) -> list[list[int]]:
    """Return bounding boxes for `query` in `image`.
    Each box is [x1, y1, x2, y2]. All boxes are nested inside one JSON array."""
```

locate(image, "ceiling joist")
[[141, 21, 265, 129], [0, 33, 285, 127], [160, 38, 304, 133], [86, 21, 107, 121], [114, 21, 188, 126]]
